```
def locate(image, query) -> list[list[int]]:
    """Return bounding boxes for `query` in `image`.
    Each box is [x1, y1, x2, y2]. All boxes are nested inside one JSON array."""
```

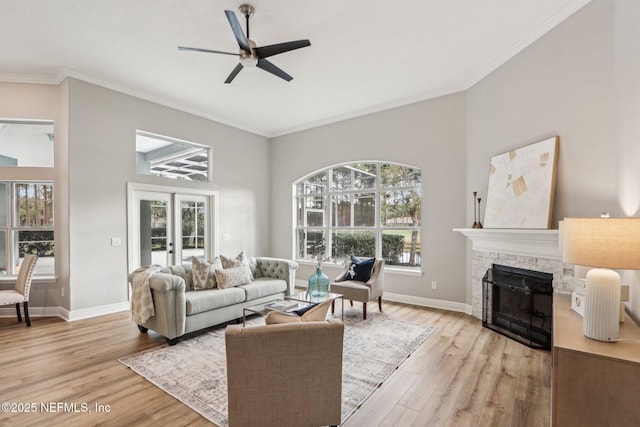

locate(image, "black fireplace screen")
[[482, 264, 553, 350]]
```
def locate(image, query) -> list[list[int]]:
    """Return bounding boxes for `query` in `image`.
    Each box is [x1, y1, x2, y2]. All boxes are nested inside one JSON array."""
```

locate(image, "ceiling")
[[1, 0, 591, 137]]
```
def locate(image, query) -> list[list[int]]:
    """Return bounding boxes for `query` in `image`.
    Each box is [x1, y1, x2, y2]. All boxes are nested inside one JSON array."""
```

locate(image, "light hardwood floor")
[[0, 301, 550, 426]]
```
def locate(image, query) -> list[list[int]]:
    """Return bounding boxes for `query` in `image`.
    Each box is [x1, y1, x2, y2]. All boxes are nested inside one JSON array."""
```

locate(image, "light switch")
[[111, 237, 122, 246], [222, 234, 231, 241]]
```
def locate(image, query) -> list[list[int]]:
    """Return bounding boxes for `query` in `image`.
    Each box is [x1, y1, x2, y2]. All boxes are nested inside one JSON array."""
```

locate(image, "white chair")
[[0, 254, 38, 327]]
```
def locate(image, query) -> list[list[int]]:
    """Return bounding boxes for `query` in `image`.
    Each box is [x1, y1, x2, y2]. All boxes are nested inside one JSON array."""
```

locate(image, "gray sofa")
[[130, 257, 298, 345]]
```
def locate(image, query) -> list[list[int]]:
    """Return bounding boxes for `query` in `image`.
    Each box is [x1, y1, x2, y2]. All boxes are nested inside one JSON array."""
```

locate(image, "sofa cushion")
[[192, 256, 223, 290], [185, 287, 246, 315], [238, 278, 288, 300], [215, 266, 252, 289]]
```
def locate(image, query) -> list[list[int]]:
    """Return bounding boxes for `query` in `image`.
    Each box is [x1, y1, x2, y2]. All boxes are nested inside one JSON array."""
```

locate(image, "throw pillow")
[[290, 302, 318, 316], [214, 266, 252, 289], [191, 256, 222, 290], [345, 256, 376, 282], [220, 251, 254, 280], [265, 300, 331, 325]]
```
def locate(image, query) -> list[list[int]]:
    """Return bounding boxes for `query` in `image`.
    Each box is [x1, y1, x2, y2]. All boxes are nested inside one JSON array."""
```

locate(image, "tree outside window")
[[295, 162, 421, 269], [0, 182, 55, 276]]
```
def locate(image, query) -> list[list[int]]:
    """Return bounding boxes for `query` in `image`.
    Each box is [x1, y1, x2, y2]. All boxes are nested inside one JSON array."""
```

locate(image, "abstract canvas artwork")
[[483, 136, 559, 229]]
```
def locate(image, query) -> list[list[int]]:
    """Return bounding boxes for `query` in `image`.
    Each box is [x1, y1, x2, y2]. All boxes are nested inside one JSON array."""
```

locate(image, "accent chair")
[[225, 319, 344, 427], [330, 258, 384, 319]]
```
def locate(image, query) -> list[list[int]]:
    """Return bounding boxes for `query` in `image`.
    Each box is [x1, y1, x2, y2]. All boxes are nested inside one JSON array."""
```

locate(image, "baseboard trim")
[[0, 306, 61, 318], [294, 279, 473, 316], [61, 302, 130, 321], [0, 302, 130, 322], [383, 292, 473, 315]]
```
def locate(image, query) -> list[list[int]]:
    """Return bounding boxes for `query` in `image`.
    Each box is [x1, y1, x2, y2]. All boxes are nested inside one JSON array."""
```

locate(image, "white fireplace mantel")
[[454, 228, 561, 260]]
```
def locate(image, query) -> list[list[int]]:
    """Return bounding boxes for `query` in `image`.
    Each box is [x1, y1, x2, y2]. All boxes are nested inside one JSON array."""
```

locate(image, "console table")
[[552, 294, 640, 426]]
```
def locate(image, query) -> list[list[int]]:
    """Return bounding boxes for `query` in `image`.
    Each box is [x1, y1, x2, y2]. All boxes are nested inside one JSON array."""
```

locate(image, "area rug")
[[119, 311, 436, 426]]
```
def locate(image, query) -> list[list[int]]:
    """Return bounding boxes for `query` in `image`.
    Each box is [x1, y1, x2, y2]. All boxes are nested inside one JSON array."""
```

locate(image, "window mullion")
[[325, 171, 332, 260], [375, 163, 382, 260]]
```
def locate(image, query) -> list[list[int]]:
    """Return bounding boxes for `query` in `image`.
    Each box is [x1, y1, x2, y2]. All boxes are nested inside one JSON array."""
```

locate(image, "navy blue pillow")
[[345, 256, 376, 282], [290, 302, 318, 316]]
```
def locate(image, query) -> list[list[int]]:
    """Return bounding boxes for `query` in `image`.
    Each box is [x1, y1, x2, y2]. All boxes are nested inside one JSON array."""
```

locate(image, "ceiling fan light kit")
[[178, 3, 310, 84]]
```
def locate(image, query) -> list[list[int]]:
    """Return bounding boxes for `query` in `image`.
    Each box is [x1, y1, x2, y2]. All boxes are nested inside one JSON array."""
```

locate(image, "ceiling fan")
[[178, 4, 311, 84]]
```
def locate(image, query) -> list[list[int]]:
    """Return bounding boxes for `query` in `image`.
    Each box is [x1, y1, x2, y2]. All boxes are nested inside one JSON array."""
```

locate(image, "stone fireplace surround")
[[455, 228, 576, 319]]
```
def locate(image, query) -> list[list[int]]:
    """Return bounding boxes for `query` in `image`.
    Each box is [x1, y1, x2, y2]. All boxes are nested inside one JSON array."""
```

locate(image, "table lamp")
[[561, 217, 640, 342]]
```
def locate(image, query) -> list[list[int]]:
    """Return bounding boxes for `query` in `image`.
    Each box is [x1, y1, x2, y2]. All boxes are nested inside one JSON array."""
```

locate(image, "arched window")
[[294, 162, 421, 269]]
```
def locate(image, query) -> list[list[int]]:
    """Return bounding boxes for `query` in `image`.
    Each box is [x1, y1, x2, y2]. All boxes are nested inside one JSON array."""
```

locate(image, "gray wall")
[[467, 0, 617, 228], [66, 78, 271, 311], [270, 93, 468, 304], [0, 82, 60, 310], [615, 0, 640, 321], [466, 0, 640, 320]]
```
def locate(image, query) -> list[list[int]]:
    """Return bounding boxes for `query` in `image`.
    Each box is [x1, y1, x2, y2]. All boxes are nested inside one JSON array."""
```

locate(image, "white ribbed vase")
[[583, 268, 621, 342]]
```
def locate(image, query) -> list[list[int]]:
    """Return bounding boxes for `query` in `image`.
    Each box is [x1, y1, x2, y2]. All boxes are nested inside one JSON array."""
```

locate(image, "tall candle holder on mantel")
[[476, 196, 483, 229], [472, 192, 483, 229], [472, 192, 478, 228]]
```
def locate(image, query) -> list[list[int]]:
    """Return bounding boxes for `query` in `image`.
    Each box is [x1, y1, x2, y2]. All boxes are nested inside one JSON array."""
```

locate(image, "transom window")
[[135, 130, 210, 181], [295, 162, 421, 269], [0, 120, 54, 167]]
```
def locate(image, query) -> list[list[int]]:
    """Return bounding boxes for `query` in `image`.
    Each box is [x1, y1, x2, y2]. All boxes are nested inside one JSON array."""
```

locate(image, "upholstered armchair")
[[330, 258, 385, 319], [225, 319, 344, 427]]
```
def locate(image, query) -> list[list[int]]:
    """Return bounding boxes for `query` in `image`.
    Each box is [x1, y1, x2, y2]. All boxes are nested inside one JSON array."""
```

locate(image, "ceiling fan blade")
[[225, 63, 244, 84], [254, 40, 311, 59], [178, 46, 240, 56], [256, 59, 293, 82], [225, 10, 250, 52]]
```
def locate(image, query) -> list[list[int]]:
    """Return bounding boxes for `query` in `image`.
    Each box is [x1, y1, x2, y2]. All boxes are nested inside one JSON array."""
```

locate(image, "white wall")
[[271, 93, 468, 304], [66, 78, 271, 312]]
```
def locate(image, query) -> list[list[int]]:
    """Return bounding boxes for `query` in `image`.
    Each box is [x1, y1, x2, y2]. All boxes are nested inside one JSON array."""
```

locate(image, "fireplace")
[[482, 264, 553, 350]]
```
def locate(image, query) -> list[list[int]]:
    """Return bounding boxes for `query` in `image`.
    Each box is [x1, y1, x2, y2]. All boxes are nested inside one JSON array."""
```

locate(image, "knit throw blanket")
[[130, 265, 162, 324]]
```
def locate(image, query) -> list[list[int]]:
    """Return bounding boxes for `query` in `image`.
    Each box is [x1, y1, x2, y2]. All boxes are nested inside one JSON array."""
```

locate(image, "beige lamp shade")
[[562, 218, 640, 269], [562, 217, 640, 341]]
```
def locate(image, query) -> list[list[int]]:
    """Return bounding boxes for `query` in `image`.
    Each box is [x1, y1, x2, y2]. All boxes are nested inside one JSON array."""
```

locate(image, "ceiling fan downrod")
[[239, 4, 254, 39]]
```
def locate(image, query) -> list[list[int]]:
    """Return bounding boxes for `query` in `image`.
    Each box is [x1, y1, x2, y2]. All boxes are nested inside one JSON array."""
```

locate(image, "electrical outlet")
[[111, 237, 122, 246], [431, 281, 437, 290]]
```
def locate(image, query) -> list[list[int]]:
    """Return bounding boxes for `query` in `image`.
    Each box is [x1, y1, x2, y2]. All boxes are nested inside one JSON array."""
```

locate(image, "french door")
[[128, 183, 217, 272]]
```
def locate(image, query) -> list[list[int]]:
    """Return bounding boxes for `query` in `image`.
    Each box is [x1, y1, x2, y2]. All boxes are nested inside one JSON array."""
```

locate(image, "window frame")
[[294, 162, 422, 271], [0, 119, 55, 168], [135, 130, 211, 182], [0, 180, 55, 276]]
